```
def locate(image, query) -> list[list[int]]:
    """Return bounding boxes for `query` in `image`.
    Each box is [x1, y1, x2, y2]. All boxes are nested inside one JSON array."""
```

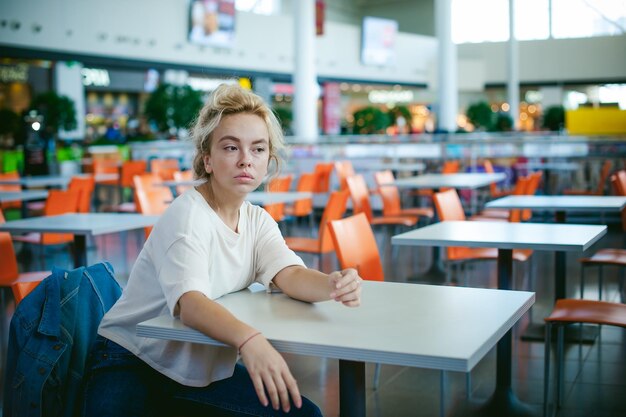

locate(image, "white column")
[[54, 61, 85, 139], [507, 0, 520, 130], [435, 0, 458, 133], [293, 0, 318, 141]]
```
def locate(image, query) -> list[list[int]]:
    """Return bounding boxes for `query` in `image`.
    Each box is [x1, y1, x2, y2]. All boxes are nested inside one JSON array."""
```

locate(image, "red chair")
[[312, 162, 334, 193]]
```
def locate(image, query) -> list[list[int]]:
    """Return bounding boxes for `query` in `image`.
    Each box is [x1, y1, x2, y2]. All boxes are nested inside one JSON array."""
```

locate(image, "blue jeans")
[[81, 336, 323, 417]]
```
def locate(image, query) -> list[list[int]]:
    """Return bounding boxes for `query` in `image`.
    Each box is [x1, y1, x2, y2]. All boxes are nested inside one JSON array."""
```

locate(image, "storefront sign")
[[0, 64, 29, 83], [81, 68, 111, 87], [368, 89, 413, 104]]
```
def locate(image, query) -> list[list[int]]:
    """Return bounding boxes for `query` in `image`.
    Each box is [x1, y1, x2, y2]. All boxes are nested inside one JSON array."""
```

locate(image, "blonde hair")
[[190, 83, 285, 181]]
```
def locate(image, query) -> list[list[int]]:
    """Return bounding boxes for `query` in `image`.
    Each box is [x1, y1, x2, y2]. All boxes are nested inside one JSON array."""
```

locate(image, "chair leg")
[[556, 325, 565, 408], [439, 370, 447, 417], [580, 264, 586, 298], [465, 371, 472, 399], [373, 363, 381, 391], [544, 322, 552, 417], [598, 265, 604, 301]]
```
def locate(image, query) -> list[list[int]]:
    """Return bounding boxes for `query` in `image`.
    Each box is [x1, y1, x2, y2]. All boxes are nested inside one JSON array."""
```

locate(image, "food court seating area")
[[1, 153, 625, 417]]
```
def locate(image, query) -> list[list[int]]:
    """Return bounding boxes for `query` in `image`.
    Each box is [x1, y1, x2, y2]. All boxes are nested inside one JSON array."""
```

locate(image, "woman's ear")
[[203, 155, 212, 174]]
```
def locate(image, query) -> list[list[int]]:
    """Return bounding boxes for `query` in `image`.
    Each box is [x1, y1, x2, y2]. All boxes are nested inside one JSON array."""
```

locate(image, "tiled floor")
[[2, 210, 625, 417]]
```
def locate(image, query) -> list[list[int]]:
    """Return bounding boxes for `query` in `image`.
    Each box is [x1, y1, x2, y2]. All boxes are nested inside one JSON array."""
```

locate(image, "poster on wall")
[[361, 16, 398, 67], [189, 0, 236, 48]]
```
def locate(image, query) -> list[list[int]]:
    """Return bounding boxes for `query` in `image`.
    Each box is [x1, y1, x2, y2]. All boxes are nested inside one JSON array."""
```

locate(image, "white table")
[[0, 213, 158, 267], [485, 195, 626, 299], [390, 173, 506, 190], [357, 162, 426, 173], [392, 220, 606, 416], [137, 281, 534, 417], [0, 174, 118, 189], [246, 191, 312, 205], [0, 190, 49, 203]]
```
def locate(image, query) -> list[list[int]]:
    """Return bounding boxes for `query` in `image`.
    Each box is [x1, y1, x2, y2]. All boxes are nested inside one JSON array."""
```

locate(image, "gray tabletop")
[[485, 195, 626, 212], [0, 174, 118, 188], [138, 281, 534, 372], [0, 213, 159, 236], [0, 190, 48, 203], [392, 220, 607, 252], [391, 173, 506, 190], [246, 192, 312, 205]]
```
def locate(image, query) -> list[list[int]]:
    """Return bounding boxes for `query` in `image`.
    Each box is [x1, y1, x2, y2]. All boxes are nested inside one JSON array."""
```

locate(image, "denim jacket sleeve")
[[2, 262, 122, 417]]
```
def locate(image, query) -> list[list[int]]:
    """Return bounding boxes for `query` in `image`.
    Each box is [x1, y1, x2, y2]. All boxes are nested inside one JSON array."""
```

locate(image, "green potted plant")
[[490, 112, 513, 132], [273, 106, 293, 135], [466, 101, 494, 131], [30, 91, 77, 137], [542, 105, 565, 131], [144, 83, 203, 135], [352, 106, 390, 134]]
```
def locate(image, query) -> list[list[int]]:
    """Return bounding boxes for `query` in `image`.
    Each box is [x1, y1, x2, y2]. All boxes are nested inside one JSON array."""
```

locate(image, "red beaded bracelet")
[[238, 332, 261, 354]]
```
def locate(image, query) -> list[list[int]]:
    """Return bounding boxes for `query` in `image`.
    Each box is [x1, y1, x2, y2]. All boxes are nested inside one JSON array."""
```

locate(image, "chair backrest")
[[291, 172, 317, 217], [610, 174, 626, 232], [374, 170, 403, 216], [42, 189, 81, 245], [328, 213, 384, 281], [334, 160, 355, 191], [615, 170, 626, 196], [433, 189, 466, 222], [133, 173, 173, 216], [442, 160, 460, 174], [12, 280, 43, 306], [313, 162, 334, 193], [0, 171, 22, 210], [68, 175, 96, 213], [150, 158, 180, 181], [318, 190, 349, 252], [507, 175, 531, 223], [264, 174, 293, 222], [483, 159, 500, 196], [0, 209, 19, 285], [120, 160, 147, 188], [433, 189, 467, 260], [346, 174, 374, 222], [521, 171, 543, 220], [172, 170, 194, 195]]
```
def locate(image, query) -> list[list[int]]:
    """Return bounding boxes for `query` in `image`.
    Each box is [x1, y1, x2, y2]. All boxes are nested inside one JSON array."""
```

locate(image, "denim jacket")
[[3, 262, 122, 417]]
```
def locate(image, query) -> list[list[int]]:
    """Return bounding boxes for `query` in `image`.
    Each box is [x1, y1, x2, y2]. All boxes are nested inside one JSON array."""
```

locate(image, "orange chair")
[[373, 170, 434, 222], [483, 159, 513, 199], [326, 212, 384, 389], [133, 173, 173, 238], [543, 299, 626, 417], [414, 159, 460, 199], [103, 160, 148, 213], [284, 172, 317, 230], [0, 171, 22, 211], [263, 175, 293, 223], [13, 189, 81, 247], [334, 160, 355, 191], [69, 175, 96, 213], [150, 158, 180, 181], [433, 189, 533, 285], [472, 175, 531, 222], [93, 159, 121, 186], [12, 280, 44, 306], [313, 162, 334, 193], [346, 174, 418, 229], [172, 170, 194, 196], [0, 209, 50, 305], [563, 160, 611, 196], [284, 190, 349, 270], [578, 173, 626, 302]]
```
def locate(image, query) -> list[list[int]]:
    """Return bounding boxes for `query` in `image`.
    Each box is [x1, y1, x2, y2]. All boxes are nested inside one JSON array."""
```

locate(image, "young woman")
[[82, 84, 363, 417]]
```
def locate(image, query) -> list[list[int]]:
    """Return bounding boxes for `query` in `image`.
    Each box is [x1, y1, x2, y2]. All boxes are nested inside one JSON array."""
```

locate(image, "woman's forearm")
[[273, 266, 333, 303], [178, 291, 258, 349]]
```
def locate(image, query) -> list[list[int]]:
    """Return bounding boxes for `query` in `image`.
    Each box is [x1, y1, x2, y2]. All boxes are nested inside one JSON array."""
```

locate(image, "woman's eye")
[[224, 145, 238, 151], [254, 147, 266, 153]]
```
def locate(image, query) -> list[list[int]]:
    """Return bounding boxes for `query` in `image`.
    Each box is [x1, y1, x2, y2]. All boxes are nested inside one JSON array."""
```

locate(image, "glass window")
[[552, 0, 626, 38], [452, 0, 509, 43], [235, 0, 280, 15], [515, 0, 550, 40]]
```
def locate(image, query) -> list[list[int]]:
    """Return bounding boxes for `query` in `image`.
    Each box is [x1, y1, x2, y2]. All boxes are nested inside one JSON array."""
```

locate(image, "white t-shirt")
[[98, 188, 305, 387]]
